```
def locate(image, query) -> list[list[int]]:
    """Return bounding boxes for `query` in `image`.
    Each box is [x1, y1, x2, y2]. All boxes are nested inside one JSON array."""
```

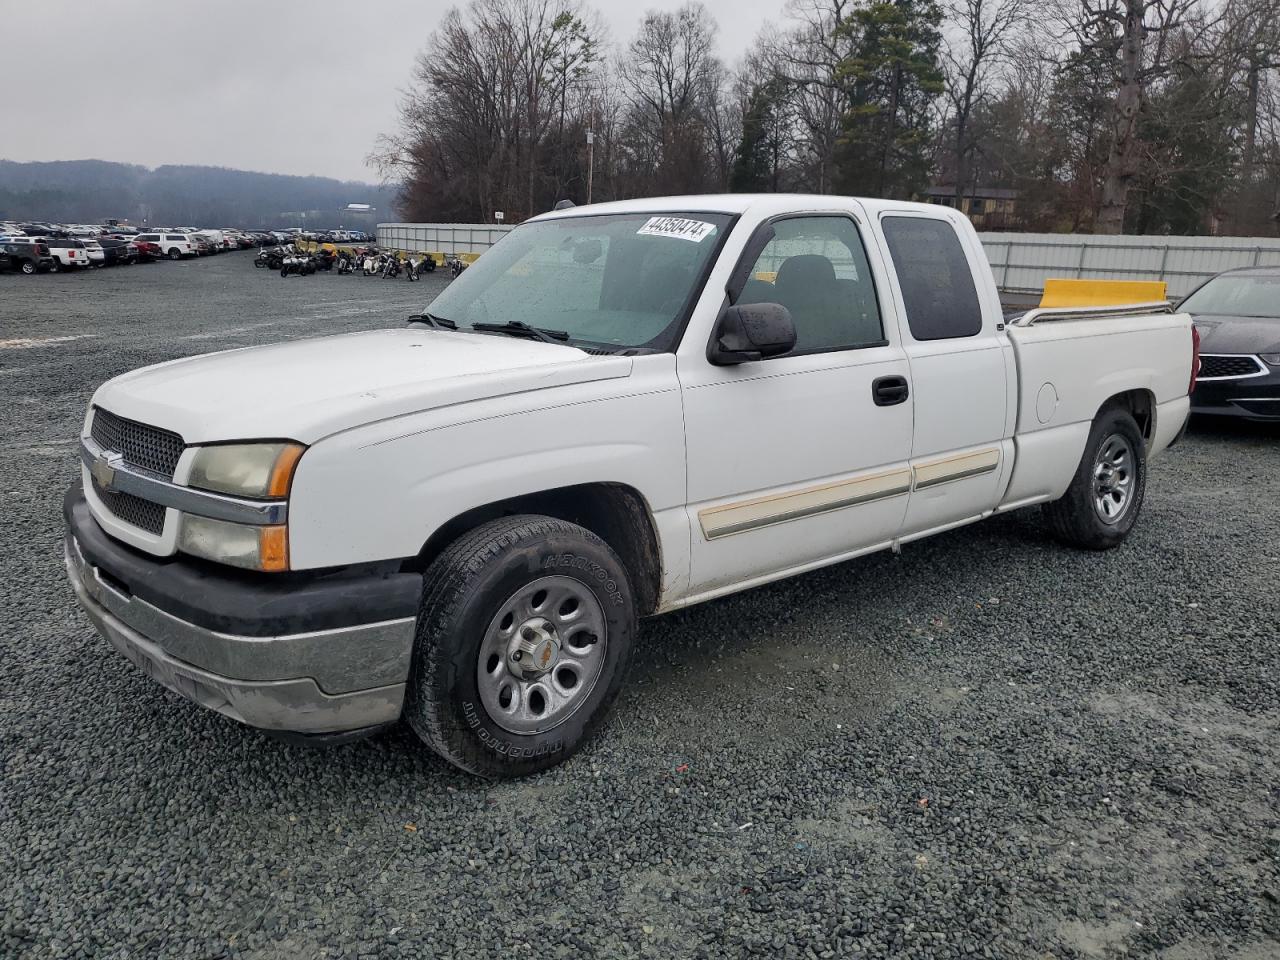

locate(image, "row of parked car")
[[0, 221, 280, 274]]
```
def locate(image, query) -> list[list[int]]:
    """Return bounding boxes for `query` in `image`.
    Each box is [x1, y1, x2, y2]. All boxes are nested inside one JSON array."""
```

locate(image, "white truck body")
[[66, 194, 1194, 773]]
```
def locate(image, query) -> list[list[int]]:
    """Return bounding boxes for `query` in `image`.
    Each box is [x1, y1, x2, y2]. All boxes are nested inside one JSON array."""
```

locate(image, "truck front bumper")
[[64, 487, 421, 736]]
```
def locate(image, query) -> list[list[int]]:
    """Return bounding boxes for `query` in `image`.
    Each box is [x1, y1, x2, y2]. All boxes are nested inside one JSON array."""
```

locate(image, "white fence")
[[377, 222, 512, 256], [380, 221, 1280, 299], [979, 231, 1280, 299]]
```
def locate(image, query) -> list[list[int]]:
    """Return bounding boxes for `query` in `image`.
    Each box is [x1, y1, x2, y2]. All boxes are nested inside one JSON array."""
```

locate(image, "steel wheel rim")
[[1092, 433, 1135, 524], [476, 575, 607, 735]]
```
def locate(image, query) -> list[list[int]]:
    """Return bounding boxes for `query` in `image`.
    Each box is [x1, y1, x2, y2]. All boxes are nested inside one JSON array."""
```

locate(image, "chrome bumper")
[[65, 537, 413, 734]]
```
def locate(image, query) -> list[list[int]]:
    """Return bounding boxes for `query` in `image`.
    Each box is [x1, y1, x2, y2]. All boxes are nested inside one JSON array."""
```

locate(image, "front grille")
[[90, 407, 185, 479], [91, 478, 166, 535], [1198, 355, 1265, 380]]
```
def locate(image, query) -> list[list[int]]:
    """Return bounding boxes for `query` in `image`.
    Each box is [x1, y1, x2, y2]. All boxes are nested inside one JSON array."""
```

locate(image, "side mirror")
[[708, 302, 797, 365]]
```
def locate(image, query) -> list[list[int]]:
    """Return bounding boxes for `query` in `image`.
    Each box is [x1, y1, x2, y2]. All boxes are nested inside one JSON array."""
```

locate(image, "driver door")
[[677, 212, 914, 599]]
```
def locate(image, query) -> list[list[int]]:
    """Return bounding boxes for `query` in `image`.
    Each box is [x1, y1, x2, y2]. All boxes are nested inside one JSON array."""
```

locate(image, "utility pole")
[[586, 99, 595, 204]]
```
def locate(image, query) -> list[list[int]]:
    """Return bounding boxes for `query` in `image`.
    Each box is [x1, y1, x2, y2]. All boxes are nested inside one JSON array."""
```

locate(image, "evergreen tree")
[[729, 79, 786, 192], [833, 0, 944, 199]]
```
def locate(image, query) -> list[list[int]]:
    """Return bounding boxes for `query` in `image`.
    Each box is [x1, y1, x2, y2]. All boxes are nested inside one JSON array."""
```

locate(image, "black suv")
[[1, 241, 55, 275]]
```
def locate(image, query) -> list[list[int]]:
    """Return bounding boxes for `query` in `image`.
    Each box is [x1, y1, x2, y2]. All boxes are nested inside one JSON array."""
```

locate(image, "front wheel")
[[1043, 406, 1147, 550], [405, 515, 637, 779]]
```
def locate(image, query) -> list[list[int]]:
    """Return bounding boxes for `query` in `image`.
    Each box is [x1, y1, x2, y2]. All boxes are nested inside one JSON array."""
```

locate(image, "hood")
[[1191, 315, 1280, 355], [92, 327, 631, 444]]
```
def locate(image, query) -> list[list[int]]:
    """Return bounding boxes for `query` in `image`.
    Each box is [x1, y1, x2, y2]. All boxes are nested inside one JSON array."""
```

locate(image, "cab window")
[[881, 217, 983, 340], [735, 215, 884, 355]]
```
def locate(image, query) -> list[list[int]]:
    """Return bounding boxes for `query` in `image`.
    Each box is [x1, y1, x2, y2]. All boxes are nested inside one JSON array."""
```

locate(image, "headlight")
[[179, 516, 290, 572], [188, 442, 305, 498], [181, 442, 303, 571], [1260, 353, 1280, 366]]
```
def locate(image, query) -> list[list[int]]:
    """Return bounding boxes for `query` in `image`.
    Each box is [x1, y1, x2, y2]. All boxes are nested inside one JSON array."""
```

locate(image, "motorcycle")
[[381, 255, 401, 279], [448, 256, 469, 278], [336, 251, 356, 275], [279, 254, 316, 277], [255, 245, 287, 270]]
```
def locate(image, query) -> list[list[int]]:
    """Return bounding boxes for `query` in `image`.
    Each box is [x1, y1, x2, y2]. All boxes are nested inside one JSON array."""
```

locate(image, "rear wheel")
[[20, 260, 35, 275], [1043, 406, 1146, 550], [167, 248, 181, 260], [405, 515, 637, 779]]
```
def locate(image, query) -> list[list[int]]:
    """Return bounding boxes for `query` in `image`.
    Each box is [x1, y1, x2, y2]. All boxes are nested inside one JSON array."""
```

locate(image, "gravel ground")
[[2, 252, 1278, 960]]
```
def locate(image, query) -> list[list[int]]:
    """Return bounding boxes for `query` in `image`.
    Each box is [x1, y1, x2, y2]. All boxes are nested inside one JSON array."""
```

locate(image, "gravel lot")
[[2, 252, 1278, 960]]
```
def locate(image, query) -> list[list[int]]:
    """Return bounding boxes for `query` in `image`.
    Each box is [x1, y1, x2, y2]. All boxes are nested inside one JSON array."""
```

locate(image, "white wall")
[[377, 223, 512, 256], [979, 232, 1280, 299], [380, 221, 1280, 299]]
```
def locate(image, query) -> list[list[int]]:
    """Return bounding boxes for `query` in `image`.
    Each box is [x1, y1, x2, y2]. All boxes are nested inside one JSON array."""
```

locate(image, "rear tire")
[[1043, 406, 1146, 550], [20, 260, 35, 275], [167, 248, 181, 260], [405, 515, 637, 779]]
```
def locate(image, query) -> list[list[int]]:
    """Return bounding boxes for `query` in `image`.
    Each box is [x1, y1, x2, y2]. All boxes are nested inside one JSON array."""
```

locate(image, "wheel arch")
[[410, 482, 664, 617], [1097, 388, 1156, 447]]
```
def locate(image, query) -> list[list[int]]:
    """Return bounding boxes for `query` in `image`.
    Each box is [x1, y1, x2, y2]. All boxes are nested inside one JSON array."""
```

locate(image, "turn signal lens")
[[1189, 325, 1201, 394], [267, 444, 306, 498], [258, 525, 289, 572]]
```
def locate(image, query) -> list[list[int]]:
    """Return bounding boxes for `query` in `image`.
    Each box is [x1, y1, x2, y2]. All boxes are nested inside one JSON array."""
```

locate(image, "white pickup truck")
[[65, 195, 1196, 777]]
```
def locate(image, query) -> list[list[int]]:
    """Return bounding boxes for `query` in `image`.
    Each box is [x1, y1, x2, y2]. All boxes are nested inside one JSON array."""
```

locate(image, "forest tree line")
[[372, 0, 1280, 236]]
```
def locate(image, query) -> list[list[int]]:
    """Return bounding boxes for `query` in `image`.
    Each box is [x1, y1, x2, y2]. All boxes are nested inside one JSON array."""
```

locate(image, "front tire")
[[1043, 405, 1146, 550], [405, 515, 637, 779]]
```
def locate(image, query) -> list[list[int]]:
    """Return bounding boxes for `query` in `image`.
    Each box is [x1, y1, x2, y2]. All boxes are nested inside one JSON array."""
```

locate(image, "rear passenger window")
[[881, 217, 982, 340], [735, 216, 884, 355]]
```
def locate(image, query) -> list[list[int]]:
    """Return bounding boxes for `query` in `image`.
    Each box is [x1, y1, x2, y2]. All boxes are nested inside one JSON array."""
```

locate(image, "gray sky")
[[3, 0, 777, 183]]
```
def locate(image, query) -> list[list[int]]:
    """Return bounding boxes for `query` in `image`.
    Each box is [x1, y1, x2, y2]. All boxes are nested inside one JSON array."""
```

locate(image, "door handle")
[[872, 375, 910, 406]]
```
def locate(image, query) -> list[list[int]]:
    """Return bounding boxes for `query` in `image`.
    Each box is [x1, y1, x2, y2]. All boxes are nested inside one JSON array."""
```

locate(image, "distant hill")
[[0, 159, 398, 228]]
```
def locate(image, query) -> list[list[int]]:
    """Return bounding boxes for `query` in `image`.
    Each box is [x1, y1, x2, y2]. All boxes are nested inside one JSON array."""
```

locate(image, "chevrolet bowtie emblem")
[[91, 452, 123, 492]]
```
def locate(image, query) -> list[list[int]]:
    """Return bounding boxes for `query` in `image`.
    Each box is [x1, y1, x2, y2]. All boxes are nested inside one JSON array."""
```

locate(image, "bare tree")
[[1057, 0, 1201, 233], [940, 0, 1028, 205], [371, 0, 603, 221], [767, 0, 862, 192], [617, 3, 724, 194]]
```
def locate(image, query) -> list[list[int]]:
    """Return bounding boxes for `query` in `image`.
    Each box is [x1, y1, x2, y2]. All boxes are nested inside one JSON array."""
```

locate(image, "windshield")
[[424, 211, 734, 351], [1181, 274, 1280, 319]]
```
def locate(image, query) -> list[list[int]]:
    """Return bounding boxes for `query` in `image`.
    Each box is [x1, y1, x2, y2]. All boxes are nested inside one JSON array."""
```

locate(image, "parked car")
[[134, 232, 196, 259], [80, 239, 106, 266], [97, 237, 134, 266], [1183, 266, 1280, 421], [132, 239, 162, 262], [1, 241, 54, 274], [45, 238, 92, 270], [63, 194, 1197, 778], [192, 230, 225, 253]]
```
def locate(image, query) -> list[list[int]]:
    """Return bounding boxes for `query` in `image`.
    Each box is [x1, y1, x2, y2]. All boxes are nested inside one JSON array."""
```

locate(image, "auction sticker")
[[636, 216, 717, 243]]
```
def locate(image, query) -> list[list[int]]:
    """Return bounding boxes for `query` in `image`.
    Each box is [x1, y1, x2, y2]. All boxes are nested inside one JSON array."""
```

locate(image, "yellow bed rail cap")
[[1039, 278, 1168, 308]]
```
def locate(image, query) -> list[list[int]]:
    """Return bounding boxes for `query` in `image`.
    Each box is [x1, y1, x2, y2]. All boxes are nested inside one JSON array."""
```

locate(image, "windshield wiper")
[[407, 312, 457, 330], [471, 320, 570, 343]]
